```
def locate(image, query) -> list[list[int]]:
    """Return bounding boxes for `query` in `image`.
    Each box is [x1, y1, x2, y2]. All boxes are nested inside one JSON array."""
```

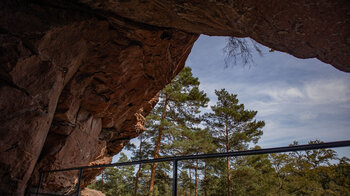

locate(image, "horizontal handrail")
[[35, 140, 350, 196], [43, 140, 350, 173]]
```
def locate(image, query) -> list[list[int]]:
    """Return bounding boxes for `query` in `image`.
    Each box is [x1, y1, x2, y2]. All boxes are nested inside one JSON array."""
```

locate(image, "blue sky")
[[186, 35, 350, 157], [114, 35, 350, 162]]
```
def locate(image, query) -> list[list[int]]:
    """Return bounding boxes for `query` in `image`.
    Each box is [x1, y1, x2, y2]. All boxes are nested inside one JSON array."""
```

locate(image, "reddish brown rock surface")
[[81, 188, 105, 196], [0, 1, 197, 195], [81, 0, 350, 72], [0, 0, 349, 195]]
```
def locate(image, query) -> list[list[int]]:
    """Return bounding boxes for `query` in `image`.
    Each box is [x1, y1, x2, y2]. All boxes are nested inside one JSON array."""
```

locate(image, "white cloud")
[[187, 35, 350, 158], [198, 75, 350, 153], [304, 79, 350, 104], [199, 77, 350, 119], [245, 78, 350, 104], [254, 86, 304, 102]]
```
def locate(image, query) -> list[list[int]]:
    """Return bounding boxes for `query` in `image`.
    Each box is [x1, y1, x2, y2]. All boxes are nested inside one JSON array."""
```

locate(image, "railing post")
[[34, 140, 350, 196], [172, 160, 178, 196], [75, 168, 83, 196], [36, 172, 43, 196]]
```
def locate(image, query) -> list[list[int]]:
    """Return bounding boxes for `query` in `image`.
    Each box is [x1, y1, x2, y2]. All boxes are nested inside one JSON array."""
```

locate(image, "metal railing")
[[34, 140, 350, 196]]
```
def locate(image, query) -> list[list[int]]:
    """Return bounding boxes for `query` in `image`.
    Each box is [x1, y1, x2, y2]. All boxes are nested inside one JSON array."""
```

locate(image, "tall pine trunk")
[[225, 120, 231, 196], [149, 94, 169, 194], [195, 159, 199, 196], [134, 134, 143, 196]]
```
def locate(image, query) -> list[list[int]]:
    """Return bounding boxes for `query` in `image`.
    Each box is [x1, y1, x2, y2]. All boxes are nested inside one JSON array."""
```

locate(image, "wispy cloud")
[[187, 35, 350, 157], [304, 79, 350, 104]]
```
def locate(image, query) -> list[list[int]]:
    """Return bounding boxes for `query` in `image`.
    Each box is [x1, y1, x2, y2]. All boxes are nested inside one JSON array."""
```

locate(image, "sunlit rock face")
[[0, 0, 349, 195], [81, 188, 105, 196]]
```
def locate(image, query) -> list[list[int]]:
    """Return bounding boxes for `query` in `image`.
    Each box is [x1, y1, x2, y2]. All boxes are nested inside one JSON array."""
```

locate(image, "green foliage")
[[158, 66, 209, 127], [230, 148, 278, 196], [90, 146, 350, 196], [270, 141, 350, 196], [145, 67, 210, 195], [205, 89, 265, 152], [89, 153, 135, 196], [203, 88, 264, 196], [88, 68, 349, 196]]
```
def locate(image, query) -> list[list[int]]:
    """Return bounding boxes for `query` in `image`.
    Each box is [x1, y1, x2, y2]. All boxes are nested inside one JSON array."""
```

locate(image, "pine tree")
[[147, 67, 209, 195], [230, 146, 278, 195], [168, 127, 216, 196], [98, 153, 135, 196], [129, 116, 158, 195], [133, 134, 143, 196], [204, 89, 265, 196], [132, 132, 154, 196]]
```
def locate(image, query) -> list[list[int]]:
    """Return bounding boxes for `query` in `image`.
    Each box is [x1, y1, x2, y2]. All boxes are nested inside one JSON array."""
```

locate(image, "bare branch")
[[223, 37, 263, 67]]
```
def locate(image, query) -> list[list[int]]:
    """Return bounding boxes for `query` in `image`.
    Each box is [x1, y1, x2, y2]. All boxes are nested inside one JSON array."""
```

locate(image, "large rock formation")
[[0, 0, 349, 195], [81, 0, 350, 72], [0, 1, 197, 194]]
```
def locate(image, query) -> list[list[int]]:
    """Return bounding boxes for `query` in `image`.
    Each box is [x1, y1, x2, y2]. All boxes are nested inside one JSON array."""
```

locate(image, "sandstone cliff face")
[[0, 0, 349, 195], [0, 1, 197, 194], [30, 17, 197, 194]]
